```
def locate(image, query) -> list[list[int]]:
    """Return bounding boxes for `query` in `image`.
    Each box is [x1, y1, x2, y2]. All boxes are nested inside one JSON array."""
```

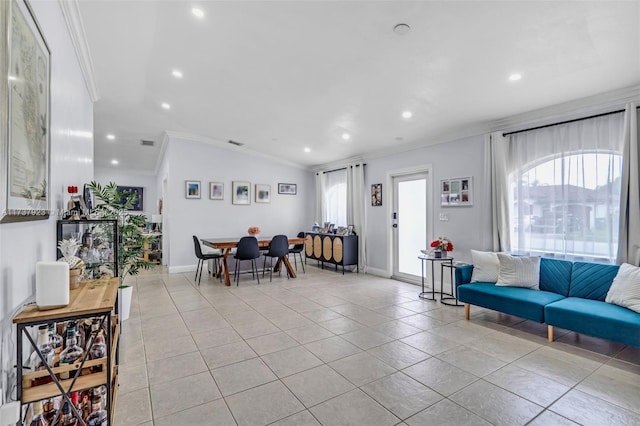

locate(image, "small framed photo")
[[209, 182, 224, 200], [278, 183, 297, 195], [371, 183, 382, 206], [185, 181, 201, 199], [232, 181, 251, 205], [255, 184, 271, 203], [347, 225, 354, 235]]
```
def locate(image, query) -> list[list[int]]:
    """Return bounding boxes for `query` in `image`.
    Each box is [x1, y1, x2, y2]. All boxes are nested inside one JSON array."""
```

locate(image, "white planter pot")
[[118, 285, 133, 321]]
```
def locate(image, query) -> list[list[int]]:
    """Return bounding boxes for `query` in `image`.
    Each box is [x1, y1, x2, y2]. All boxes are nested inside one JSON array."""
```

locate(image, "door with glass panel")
[[392, 172, 428, 282]]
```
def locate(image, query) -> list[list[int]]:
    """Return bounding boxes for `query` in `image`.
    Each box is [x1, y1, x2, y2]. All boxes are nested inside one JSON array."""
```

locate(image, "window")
[[324, 169, 347, 226], [508, 112, 624, 263]]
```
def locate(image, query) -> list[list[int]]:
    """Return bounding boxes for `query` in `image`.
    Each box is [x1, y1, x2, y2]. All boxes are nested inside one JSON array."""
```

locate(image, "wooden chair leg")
[[464, 303, 470, 320], [548, 325, 554, 342]]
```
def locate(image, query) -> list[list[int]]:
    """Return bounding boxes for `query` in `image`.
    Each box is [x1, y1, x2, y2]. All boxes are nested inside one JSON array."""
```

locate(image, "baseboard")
[[366, 267, 391, 278]]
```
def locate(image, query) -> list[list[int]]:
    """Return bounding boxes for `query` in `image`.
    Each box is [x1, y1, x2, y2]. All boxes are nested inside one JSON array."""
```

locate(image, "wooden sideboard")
[[304, 232, 358, 273]]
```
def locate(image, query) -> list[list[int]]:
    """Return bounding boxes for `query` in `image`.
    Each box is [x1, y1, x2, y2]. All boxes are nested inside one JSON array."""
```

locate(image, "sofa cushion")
[[605, 263, 640, 313], [539, 258, 572, 296], [569, 262, 619, 300], [470, 250, 499, 282], [496, 254, 540, 289], [458, 283, 564, 323], [545, 297, 640, 347]]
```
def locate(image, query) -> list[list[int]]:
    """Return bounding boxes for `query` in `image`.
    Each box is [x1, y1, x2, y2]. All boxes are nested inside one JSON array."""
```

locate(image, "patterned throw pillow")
[[495, 254, 540, 289]]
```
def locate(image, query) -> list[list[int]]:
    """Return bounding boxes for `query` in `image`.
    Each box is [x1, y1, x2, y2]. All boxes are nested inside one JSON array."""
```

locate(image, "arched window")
[[510, 150, 622, 262]]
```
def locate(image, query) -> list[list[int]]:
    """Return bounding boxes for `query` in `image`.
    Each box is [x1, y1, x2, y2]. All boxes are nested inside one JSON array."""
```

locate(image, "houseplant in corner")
[[88, 181, 155, 320]]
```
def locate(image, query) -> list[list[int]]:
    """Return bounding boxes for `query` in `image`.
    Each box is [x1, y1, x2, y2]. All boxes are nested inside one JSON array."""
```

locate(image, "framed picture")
[[278, 183, 297, 195], [255, 184, 270, 203], [117, 186, 144, 211], [185, 180, 201, 199], [232, 181, 250, 205], [371, 183, 382, 206], [0, 0, 51, 223], [209, 182, 223, 200], [441, 176, 473, 207], [347, 225, 354, 235]]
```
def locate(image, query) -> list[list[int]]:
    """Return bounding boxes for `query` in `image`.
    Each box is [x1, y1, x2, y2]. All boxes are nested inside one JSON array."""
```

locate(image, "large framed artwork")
[[440, 177, 473, 207], [0, 0, 51, 223]]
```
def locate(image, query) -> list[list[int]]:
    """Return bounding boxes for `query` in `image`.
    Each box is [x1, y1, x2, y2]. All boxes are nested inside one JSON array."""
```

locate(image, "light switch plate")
[[439, 213, 448, 221]]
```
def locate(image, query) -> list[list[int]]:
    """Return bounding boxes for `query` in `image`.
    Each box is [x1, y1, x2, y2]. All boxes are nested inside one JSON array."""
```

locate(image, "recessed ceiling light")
[[341, 133, 351, 140], [395, 136, 404, 141], [509, 73, 522, 81], [106, 134, 115, 140], [304, 147, 311, 153], [161, 102, 171, 109], [393, 23, 411, 36], [111, 159, 119, 165], [172, 69, 183, 78], [402, 111, 413, 119], [191, 7, 204, 18]]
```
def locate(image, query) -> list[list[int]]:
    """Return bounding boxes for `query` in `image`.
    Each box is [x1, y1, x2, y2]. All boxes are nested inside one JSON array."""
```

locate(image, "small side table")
[[418, 255, 454, 301], [440, 262, 466, 307]]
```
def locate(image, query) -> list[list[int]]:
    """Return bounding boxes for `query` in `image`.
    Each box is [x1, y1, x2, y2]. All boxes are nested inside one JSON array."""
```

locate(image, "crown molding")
[[58, 0, 99, 101]]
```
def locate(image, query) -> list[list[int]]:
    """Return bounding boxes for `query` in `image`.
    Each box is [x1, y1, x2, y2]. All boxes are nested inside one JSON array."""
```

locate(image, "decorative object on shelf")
[[185, 180, 201, 199], [255, 184, 271, 203], [209, 182, 224, 200], [371, 183, 382, 206], [440, 176, 473, 206], [278, 183, 297, 195], [232, 181, 251, 205], [35, 261, 69, 310], [57, 238, 84, 289], [430, 236, 454, 258], [0, 0, 51, 224], [117, 186, 143, 211], [248, 226, 261, 238]]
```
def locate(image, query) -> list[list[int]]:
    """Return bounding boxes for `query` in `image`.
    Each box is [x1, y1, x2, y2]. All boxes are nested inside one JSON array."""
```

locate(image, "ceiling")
[[76, 1, 640, 173]]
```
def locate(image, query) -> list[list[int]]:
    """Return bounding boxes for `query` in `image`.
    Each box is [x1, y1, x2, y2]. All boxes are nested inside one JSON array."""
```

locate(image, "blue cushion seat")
[[545, 297, 640, 347], [457, 282, 565, 323]]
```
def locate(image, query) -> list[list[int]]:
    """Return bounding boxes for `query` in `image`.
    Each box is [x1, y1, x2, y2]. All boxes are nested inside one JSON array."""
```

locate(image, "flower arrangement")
[[430, 237, 454, 252], [247, 226, 261, 236]]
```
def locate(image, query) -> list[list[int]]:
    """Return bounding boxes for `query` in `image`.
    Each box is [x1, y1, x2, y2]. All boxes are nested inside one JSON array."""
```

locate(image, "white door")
[[392, 172, 429, 282]]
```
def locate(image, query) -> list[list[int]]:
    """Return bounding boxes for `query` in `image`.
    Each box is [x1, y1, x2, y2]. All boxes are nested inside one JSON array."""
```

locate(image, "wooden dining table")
[[201, 236, 305, 286]]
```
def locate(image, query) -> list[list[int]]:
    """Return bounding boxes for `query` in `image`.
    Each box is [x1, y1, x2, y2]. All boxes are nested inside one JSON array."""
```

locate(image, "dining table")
[[201, 236, 305, 286]]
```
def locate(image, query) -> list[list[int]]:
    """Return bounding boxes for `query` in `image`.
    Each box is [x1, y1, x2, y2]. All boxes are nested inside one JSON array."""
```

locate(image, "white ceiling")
[[76, 1, 640, 173]]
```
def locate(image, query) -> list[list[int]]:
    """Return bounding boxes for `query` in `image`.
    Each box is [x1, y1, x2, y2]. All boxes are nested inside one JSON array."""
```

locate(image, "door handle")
[[392, 224, 398, 228]]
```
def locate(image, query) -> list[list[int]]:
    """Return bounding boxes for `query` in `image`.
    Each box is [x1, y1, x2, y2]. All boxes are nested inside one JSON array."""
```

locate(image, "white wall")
[[364, 135, 489, 275], [0, 0, 94, 402], [161, 136, 314, 271], [94, 169, 159, 220]]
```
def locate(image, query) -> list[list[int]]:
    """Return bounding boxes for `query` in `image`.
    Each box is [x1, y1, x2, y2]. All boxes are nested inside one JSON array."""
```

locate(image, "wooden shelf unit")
[[13, 277, 120, 425]]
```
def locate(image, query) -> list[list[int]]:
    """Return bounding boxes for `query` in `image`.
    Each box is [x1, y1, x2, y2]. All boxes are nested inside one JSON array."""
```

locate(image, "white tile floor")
[[115, 263, 640, 425]]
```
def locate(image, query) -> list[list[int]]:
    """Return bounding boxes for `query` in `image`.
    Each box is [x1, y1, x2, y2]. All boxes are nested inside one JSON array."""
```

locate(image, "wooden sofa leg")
[[464, 303, 470, 320], [548, 325, 554, 342]]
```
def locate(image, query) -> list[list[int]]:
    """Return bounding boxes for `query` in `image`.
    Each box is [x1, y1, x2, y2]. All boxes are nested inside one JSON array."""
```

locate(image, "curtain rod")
[[317, 163, 367, 175], [502, 108, 632, 137]]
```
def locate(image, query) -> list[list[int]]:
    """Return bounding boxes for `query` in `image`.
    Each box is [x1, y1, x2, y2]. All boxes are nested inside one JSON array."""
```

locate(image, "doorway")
[[391, 171, 430, 283]]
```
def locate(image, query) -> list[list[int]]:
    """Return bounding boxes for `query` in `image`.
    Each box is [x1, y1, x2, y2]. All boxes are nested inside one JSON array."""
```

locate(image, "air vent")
[[228, 140, 244, 147], [141, 140, 155, 147]]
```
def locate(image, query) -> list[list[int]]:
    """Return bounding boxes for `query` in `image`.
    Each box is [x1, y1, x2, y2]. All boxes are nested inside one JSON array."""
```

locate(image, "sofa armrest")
[[455, 264, 474, 287]]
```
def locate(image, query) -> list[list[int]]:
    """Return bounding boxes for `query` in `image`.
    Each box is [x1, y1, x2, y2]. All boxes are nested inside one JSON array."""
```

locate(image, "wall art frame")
[[117, 186, 144, 211], [232, 181, 250, 205], [185, 180, 201, 199], [440, 176, 473, 207], [209, 182, 223, 200], [1, 0, 51, 223], [278, 183, 296, 195], [255, 184, 270, 203], [371, 183, 382, 206]]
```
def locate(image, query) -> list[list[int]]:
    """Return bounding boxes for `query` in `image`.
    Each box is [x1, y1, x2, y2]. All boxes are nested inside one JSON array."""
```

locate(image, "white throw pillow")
[[470, 250, 500, 282], [496, 254, 540, 289], [605, 263, 640, 313]]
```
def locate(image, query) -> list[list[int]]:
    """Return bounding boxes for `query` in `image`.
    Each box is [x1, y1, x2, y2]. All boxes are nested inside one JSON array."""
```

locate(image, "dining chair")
[[288, 231, 306, 273], [262, 234, 290, 282], [234, 236, 261, 285], [192, 236, 223, 286]]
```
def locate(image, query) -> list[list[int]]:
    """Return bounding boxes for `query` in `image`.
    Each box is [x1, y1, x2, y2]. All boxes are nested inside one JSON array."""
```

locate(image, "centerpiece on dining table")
[[429, 236, 454, 258], [247, 226, 261, 239]]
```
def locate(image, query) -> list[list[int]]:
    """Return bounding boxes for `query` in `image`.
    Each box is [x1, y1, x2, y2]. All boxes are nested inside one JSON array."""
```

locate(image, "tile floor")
[[114, 264, 640, 425]]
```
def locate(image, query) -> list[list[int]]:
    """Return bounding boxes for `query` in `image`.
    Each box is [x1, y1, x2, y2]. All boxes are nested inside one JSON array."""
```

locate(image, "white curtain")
[[617, 104, 640, 265], [508, 112, 625, 262], [485, 131, 511, 251], [315, 172, 326, 225], [347, 164, 367, 272]]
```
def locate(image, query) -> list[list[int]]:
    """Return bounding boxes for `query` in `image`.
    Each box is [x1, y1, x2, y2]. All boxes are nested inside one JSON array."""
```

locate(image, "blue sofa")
[[455, 257, 640, 347]]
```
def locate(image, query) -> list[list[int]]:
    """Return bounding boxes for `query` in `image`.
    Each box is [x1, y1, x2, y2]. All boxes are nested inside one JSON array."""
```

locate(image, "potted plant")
[[88, 182, 155, 320], [430, 236, 454, 258]]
